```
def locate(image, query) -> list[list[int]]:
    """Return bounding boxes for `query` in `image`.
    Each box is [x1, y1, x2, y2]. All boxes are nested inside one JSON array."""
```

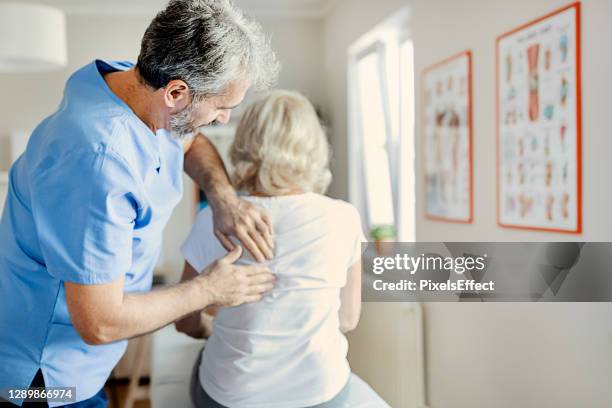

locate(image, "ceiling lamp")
[[0, 3, 67, 72]]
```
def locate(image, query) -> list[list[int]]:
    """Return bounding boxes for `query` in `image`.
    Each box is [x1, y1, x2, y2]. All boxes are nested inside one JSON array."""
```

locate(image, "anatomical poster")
[[422, 51, 473, 223], [497, 2, 582, 233]]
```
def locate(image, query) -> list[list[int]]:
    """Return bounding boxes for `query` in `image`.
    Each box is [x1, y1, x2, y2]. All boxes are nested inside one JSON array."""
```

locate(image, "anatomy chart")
[[497, 3, 581, 233], [422, 51, 473, 222]]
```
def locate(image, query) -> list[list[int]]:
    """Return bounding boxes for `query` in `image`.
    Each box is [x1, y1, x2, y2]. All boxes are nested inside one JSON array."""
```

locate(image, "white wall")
[[410, 1, 612, 407], [424, 302, 612, 408], [259, 17, 325, 109]]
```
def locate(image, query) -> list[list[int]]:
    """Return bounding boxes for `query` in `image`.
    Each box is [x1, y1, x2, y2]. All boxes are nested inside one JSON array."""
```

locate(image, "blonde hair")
[[230, 90, 332, 195]]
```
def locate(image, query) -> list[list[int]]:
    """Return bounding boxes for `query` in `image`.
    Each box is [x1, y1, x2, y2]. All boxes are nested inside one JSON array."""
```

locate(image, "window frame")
[[351, 41, 396, 229], [348, 27, 415, 241]]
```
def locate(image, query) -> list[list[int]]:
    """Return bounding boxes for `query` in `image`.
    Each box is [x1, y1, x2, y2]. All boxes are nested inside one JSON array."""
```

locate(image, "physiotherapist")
[[0, 0, 280, 406]]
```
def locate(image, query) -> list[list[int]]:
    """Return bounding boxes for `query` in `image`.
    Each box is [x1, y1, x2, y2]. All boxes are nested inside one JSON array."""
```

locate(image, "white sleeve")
[[347, 206, 367, 267], [180, 207, 214, 273]]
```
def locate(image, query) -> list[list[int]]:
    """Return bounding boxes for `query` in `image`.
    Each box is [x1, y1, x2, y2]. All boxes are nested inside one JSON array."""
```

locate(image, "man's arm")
[[65, 246, 274, 345], [184, 134, 274, 262], [175, 262, 215, 339]]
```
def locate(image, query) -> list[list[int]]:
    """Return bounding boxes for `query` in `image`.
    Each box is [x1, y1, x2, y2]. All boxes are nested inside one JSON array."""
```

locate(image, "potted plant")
[[369, 224, 396, 255]]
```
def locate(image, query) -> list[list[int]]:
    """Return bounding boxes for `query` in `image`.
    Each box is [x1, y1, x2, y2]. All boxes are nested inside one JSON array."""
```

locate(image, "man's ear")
[[163, 79, 191, 110]]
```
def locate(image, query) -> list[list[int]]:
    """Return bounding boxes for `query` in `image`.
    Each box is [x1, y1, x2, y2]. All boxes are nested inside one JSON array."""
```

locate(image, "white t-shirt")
[[181, 192, 366, 408]]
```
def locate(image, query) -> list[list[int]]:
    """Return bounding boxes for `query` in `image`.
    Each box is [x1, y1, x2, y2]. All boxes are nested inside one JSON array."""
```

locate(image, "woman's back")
[[181, 192, 364, 408]]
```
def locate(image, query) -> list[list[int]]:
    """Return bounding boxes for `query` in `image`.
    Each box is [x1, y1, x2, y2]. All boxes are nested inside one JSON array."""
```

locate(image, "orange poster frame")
[[496, 2, 582, 234], [421, 50, 474, 224]]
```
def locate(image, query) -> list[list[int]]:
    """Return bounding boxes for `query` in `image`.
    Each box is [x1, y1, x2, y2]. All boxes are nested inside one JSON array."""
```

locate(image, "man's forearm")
[[91, 279, 211, 344], [67, 248, 274, 345], [184, 134, 235, 210]]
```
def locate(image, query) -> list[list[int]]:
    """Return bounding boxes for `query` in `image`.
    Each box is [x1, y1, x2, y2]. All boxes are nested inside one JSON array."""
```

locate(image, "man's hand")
[[184, 134, 275, 262], [175, 248, 274, 338], [199, 246, 275, 307], [211, 195, 275, 262]]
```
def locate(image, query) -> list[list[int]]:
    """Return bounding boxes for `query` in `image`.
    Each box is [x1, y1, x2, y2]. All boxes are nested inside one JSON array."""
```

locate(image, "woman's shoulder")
[[309, 194, 360, 216], [300, 195, 363, 232], [241, 193, 362, 228]]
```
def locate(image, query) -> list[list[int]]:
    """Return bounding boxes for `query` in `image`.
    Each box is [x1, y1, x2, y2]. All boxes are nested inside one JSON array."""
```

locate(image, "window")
[[398, 38, 416, 241], [355, 47, 395, 227], [348, 10, 414, 241]]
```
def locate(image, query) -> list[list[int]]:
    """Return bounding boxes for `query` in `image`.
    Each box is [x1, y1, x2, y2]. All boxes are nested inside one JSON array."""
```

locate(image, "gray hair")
[[136, 0, 279, 100]]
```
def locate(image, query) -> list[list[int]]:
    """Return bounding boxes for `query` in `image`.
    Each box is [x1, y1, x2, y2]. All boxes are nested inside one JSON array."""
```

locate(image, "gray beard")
[[169, 104, 197, 140]]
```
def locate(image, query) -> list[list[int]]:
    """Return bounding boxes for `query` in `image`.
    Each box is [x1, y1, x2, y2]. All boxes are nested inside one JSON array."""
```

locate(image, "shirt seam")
[[85, 143, 141, 284], [104, 116, 146, 212], [37, 280, 64, 382], [77, 121, 138, 282], [104, 114, 159, 213]]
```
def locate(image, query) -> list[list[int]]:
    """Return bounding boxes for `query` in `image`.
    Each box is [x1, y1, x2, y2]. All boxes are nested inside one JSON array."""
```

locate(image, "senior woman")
[[175, 90, 389, 407]]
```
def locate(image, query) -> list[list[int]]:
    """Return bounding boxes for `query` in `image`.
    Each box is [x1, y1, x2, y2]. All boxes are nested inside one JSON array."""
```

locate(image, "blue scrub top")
[[0, 60, 183, 406]]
